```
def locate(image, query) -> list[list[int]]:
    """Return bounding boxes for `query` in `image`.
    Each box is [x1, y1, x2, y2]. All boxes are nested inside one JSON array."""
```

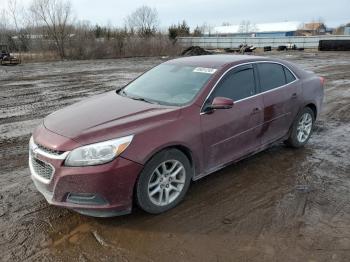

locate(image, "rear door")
[[256, 62, 298, 145], [200, 64, 264, 173], [282, 66, 301, 124]]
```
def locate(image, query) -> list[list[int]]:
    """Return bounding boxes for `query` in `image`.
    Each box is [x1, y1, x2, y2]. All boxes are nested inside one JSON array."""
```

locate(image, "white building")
[[209, 21, 300, 37]]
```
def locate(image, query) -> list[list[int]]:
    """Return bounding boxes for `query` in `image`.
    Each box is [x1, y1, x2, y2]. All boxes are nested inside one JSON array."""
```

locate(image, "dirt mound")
[[181, 46, 212, 56]]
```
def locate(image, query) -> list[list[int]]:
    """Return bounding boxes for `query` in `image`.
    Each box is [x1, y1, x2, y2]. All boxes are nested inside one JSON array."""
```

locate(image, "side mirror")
[[210, 97, 234, 110]]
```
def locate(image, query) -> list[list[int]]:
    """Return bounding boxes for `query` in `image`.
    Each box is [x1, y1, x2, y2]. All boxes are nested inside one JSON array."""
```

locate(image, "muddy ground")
[[0, 52, 349, 262]]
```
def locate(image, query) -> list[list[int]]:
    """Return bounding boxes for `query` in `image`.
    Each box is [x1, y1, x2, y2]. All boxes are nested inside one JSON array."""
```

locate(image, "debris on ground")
[[181, 46, 212, 56], [264, 46, 272, 52], [91, 231, 110, 247], [239, 44, 256, 54]]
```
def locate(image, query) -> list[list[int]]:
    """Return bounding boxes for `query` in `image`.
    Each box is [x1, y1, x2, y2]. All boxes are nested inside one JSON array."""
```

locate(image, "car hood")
[[44, 91, 180, 145]]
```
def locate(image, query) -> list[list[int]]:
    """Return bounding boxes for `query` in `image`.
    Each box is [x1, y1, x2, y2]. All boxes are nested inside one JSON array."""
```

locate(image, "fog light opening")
[[66, 193, 108, 206]]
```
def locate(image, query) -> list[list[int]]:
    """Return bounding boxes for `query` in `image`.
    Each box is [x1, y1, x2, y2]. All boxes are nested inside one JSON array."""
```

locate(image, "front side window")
[[257, 63, 286, 92], [120, 64, 214, 106], [211, 66, 256, 102]]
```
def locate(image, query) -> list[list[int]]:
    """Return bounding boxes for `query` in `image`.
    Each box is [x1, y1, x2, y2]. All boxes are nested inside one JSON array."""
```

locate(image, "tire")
[[135, 149, 192, 214], [285, 107, 315, 148]]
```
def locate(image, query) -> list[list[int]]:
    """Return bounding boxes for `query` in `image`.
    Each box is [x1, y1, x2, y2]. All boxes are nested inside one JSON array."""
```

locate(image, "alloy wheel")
[[296, 112, 313, 143], [147, 160, 186, 206]]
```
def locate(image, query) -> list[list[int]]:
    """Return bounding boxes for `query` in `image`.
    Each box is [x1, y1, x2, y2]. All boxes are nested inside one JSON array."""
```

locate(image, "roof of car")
[[166, 55, 274, 69]]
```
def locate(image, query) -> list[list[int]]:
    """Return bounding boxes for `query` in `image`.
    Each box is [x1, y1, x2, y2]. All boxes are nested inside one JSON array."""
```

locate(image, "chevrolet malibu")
[[29, 55, 324, 217]]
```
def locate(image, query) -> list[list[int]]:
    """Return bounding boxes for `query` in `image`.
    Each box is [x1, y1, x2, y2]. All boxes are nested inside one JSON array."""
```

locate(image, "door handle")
[[291, 93, 298, 99]]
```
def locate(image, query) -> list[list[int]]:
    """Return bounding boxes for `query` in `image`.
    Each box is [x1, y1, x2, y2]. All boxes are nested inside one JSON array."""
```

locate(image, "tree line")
[[0, 0, 207, 60]]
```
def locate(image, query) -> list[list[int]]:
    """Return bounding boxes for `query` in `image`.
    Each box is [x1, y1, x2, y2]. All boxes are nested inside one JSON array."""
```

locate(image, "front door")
[[200, 64, 264, 173]]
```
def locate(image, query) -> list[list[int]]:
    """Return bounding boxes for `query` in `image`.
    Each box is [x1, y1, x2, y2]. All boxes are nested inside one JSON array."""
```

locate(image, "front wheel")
[[285, 107, 315, 148], [135, 149, 192, 214]]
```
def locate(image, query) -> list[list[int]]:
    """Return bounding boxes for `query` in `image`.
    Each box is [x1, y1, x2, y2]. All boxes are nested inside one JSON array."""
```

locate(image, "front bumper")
[[29, 134, 143, 217]]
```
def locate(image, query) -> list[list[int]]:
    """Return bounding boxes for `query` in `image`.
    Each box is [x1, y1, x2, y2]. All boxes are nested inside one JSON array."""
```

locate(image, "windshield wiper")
[[118, 89, 158, 104], [118, 89, 128, 96], [129, 96, 158, 104]]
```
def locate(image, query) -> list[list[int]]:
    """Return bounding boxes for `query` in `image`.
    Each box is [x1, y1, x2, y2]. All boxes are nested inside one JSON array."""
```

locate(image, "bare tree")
[[8, 0, 19, 31], [125, 6, 159, 37], [221, 22, 232, 26], [7, 0, 34, 52], [0, 7, 9, 44], [238, 20, 257, 33], [192, 26, 202, 36], [30, 0, 73, 58], [200, 23, 215, 36]]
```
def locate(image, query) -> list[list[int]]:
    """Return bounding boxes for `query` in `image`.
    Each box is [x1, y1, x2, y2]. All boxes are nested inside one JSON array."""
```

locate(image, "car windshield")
[[119, 64, 216, 106]]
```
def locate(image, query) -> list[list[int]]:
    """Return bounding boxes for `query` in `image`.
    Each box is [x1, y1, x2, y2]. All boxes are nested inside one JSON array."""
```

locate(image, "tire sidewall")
[[135, 149, 192, 214], [289, 107, 315, 147]]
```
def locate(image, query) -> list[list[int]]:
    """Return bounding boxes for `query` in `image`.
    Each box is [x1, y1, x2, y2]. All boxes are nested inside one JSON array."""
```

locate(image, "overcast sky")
[[4, 0, 350, 28]]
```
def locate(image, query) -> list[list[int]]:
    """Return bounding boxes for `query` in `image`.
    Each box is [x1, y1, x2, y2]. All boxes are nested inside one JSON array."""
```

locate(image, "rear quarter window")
[[257, 63, 286, 92], [284, 67, 296, 83]]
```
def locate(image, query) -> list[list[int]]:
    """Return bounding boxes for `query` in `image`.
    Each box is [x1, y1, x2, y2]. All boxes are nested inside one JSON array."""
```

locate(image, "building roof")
[[213, 21, 300, 34], [301, 22, 326, 30]]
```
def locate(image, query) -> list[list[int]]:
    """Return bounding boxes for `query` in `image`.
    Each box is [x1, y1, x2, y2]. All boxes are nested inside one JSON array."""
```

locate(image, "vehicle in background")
[[0, 45, 21, 66], [29, 55, 324, 217]]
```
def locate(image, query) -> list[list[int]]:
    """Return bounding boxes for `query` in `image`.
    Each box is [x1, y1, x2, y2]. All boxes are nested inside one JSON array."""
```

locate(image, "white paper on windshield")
[[193, 67, 217, 74]]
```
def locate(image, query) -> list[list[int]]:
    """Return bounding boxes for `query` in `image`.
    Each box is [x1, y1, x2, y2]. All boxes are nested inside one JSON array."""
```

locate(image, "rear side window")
[[284, 67, 296, 83], [213, 67, 256, 101], [257, 63, 286, 92]]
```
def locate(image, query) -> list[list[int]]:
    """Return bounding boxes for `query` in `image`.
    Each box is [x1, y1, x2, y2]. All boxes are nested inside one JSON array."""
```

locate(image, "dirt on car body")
[[0, 52, 350, 262]]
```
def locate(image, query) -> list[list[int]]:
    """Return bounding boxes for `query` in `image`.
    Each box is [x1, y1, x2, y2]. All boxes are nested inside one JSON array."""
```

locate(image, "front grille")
[[31, 157, 54, 181], [36, 143, 63, 156]]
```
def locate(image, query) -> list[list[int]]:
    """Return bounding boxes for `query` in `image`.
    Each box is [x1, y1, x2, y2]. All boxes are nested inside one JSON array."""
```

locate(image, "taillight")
[[320, 77, 325, 86]]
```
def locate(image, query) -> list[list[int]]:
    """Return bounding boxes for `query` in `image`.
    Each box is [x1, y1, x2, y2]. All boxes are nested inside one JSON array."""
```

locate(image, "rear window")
[[257, 63, 286, 92]]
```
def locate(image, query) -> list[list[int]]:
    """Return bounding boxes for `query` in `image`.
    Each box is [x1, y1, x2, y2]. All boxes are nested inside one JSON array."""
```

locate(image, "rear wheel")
[[135, 149, 192, 214], [285, 107, 315, 148]]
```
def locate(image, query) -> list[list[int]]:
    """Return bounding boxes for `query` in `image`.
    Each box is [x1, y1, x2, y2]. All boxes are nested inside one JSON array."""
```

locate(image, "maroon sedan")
[[29, 55, 324, 217]]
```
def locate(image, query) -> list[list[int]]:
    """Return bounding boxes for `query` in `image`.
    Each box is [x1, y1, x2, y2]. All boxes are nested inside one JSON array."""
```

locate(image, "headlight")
[[65, 135, 133, 167], [29, 136, 34, 150]]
